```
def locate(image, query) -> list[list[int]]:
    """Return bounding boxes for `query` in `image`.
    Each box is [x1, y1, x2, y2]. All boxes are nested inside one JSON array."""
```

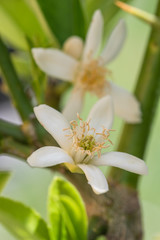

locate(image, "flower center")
[[75, 59, 110, 97], [79, 135, 96, 151], [64, 114, 113, 162]]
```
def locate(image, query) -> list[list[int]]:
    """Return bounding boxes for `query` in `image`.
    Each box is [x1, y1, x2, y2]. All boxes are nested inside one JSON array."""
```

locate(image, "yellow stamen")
[[64, 114, 113, 160], [75, 59, 111, 97]]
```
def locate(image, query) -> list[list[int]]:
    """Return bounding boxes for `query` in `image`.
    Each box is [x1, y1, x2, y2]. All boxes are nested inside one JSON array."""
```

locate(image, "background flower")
[[32, 10, 141, 123]]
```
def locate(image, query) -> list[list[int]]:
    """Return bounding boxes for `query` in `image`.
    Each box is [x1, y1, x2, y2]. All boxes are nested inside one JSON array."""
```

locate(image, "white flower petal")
[[78, 164, 109, 194], [34, 104, 72, 151], [62, 89, 84, 122], [101, 19, 127, 64], [87, 95, 113, 132], [83, 10, 103, 62], [110, 82, 142, 123], [27, 146, 74, 167], [32, 48, 78, 81], [91, 151, 148, 175], [74, 150, 87, 164]]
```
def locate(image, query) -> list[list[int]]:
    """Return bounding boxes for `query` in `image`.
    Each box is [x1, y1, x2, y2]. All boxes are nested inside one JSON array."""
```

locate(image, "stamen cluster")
[[75, 59, 110, 97], [65, 114, 113, 159]]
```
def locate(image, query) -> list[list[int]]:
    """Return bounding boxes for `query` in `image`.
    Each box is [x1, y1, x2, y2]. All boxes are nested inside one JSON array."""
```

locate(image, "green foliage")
[[0, 177, 88, 240], [48, 177, 88, 240], [0, 197, 50, 240], [0, 6, 27, 49], [0, 172, 10, 193], [36, 0, 86, 45], [0, 0, 56, 49], [0, 38, 33, 120]]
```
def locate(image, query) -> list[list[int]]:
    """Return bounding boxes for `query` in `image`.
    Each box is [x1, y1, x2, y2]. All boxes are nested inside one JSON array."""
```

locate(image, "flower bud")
[[63, 36, 83, 59]]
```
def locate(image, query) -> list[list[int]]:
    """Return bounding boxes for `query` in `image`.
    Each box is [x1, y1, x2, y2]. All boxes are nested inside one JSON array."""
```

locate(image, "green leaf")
[[36, 0, 86, 45], [48, 177, 88, 240], [0, 172, 10, 193], [48, 200, 69, 240], [0, 197, 50, 240], [0, 0, 57, 48], [0, 6, 27, 49]]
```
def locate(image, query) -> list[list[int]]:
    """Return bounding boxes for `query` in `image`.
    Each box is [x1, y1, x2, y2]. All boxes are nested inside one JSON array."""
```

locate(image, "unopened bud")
[[63, 36, 84, 59]]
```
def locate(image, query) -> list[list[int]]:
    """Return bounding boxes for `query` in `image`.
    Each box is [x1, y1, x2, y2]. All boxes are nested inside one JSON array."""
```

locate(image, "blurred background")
[[0, 0, 160, 239]]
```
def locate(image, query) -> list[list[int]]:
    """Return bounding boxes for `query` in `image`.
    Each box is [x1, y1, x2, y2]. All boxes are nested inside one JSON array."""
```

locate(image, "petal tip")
[[93, 9, 103, 25], [126, 104, 142, 124], [27, 156, 35, 167], [94, 9, 102, 18], [91, 185, 109, 195], [127, 115, 142, 124], [119, 19, 126, 26], [33, 104, 46, 114], [118, 19, 127, 33], [31, 48, 43, 59], [142, 164, 148, 175]]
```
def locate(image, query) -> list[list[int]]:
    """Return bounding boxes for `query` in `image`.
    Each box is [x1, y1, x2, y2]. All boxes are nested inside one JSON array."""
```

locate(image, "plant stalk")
[[0, 119, 26, 142], [0, 137, 34, 159], [0, 38, 33, 121], [109, 0, 160, 187], [0, 38, 50, 143]]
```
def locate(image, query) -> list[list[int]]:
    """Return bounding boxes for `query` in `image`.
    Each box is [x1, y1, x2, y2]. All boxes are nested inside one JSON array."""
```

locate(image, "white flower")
[[32, 10, 141, 124], [27, 96, 147, 195]]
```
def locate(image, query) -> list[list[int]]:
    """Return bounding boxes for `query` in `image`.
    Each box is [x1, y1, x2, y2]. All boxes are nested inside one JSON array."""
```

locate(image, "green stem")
[[0, 38, 33, 121], [109, 0, 160, 188], [0, 119, 26, 142], [0, 137, 34, 159], [0, 38, 49, 143]]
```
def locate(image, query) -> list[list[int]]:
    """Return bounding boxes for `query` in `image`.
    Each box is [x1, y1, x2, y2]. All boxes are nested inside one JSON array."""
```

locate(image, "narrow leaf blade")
[[0, 0, 55, 47], [36, 0, 86, 44]]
